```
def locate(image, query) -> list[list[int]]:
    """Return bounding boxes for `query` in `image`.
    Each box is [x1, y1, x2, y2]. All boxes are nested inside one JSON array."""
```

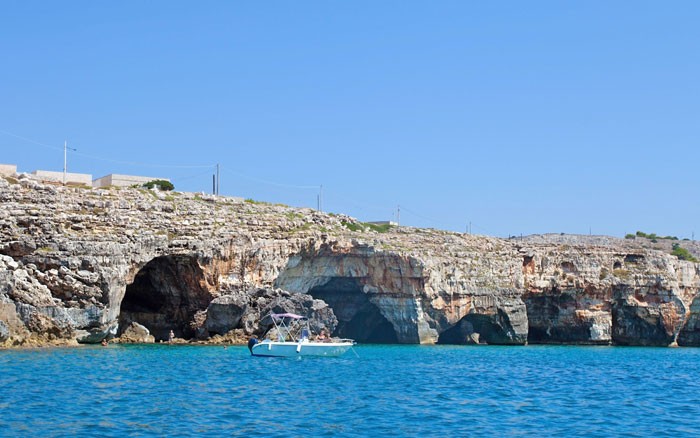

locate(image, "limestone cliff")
[[1, 174, 699, 347]]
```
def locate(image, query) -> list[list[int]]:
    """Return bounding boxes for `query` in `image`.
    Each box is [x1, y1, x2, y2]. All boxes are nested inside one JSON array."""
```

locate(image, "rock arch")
[[275, 248, 432, 344], [118, 255, 215, 341]]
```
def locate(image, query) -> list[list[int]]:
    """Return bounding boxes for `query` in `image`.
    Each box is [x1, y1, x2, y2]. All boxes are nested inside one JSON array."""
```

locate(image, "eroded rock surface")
[[1, 175, 699, 347]]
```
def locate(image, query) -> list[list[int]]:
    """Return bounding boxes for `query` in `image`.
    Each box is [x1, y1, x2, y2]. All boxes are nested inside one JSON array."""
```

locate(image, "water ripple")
[[2, 344, 700, 436]]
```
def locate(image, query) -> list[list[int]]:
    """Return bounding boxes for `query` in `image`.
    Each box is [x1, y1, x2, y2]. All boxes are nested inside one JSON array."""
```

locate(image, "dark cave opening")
[[119, 255, 212, 341], [437, 311, 513, 345], [308, 277, 398, 344]]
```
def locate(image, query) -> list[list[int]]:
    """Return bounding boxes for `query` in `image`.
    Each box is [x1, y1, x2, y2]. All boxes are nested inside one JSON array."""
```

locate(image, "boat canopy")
[[270, 312, 304, 320]]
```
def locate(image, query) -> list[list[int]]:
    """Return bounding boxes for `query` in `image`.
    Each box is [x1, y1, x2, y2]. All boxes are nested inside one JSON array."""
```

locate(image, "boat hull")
[[251, 341, 353, 357]]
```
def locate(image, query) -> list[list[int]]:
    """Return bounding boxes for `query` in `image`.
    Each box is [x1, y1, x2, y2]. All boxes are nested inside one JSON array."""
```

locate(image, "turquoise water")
[[2, 345, 700, 436]]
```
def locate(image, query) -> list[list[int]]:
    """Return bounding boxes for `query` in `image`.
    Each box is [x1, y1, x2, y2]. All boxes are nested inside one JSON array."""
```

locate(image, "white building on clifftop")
[[32, 170, 93, 186], [0, 164, 17, 176], [93, 173, 170, 188]]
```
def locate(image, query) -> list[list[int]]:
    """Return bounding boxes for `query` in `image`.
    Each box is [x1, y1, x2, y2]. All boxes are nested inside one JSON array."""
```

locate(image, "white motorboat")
[[248, 312, 355, 357]]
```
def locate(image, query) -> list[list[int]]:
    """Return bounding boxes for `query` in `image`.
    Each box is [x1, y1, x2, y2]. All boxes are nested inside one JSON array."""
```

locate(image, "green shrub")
[[635, 231, 678, 241], [671, 244, 698, 262], [625, 234, 636, 240], [143, 180, 174, 191]]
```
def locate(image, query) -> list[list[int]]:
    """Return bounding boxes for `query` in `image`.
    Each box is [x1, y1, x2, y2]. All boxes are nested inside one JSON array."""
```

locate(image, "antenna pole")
[[318, 185, 323, 212], [397, 205, 400, 226], [63, 140, 67, 185]]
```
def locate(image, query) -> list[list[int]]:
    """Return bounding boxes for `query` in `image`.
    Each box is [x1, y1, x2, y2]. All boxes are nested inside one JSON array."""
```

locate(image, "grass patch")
[[342, 221, 364, 232], [613, 269, 630, 279], [245, 198, 266, 205], [138, 189, 159, 199], [285, 212, 304, 220], [290, 223, 313, 234], [341, 221, 393, 233], [367, 222, 392, 233]]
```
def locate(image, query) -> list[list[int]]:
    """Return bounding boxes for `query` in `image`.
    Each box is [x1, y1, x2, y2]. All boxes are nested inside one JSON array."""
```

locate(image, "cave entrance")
[[119, 255, 213, 341], [308, 277, 398, 344], [437, 311, 513, 345]]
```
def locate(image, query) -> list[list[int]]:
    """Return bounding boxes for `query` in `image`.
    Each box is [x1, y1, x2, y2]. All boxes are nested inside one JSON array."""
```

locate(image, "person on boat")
[[316, 330, 330, 342]]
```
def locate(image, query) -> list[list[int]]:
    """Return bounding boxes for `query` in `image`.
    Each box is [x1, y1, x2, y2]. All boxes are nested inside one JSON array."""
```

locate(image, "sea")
[[1, 344, 700, 437]]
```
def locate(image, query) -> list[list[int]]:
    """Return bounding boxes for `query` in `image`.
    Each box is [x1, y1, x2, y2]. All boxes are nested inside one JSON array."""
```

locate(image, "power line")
[[219, 166, 318, 190], [70, 149, 213, 169], [170, 169, 214, 183], [0, 129, 63, 151], [1, 129, 500, 235], [0, 128, 214, 169], [399, 205, 451, 228]]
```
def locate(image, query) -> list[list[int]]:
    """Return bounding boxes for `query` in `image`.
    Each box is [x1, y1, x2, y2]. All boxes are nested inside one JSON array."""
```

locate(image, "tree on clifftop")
[[143, 179, 174, 191]]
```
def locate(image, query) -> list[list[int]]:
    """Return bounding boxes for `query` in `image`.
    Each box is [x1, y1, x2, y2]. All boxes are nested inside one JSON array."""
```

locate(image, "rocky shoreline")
[[1, 173, 699, 349]]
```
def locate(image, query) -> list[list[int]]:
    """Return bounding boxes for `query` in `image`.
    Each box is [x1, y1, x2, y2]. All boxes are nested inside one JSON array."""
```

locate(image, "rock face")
[[1, 175, 699, 348], [0, 320, 9, 342], [518, 239, 698, 346]]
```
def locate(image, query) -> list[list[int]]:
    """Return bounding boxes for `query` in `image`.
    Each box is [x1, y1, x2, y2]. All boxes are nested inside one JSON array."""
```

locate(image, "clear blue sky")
[[1, 1, 698, 238]]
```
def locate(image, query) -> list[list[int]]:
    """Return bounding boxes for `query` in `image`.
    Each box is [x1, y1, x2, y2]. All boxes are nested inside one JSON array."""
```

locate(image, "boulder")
[[205, 295, 248, 335], [118, 322, 155, 344], [256, 288, 338, 337]]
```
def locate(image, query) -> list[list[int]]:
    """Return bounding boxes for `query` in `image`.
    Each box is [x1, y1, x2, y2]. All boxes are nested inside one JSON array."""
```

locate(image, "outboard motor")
[[247, 337, 258, 354]]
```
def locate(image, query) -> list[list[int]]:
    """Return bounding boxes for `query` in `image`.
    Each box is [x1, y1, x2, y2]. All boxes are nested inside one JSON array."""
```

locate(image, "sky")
[[1, 1, 698, 239]]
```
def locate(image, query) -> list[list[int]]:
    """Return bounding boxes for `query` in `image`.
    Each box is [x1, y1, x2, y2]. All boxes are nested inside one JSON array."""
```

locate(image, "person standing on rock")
[[168, 330, 175, 344]]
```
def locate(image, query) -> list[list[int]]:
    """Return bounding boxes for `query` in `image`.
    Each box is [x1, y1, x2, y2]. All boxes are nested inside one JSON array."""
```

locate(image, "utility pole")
[[63, 140, 76, 185]]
